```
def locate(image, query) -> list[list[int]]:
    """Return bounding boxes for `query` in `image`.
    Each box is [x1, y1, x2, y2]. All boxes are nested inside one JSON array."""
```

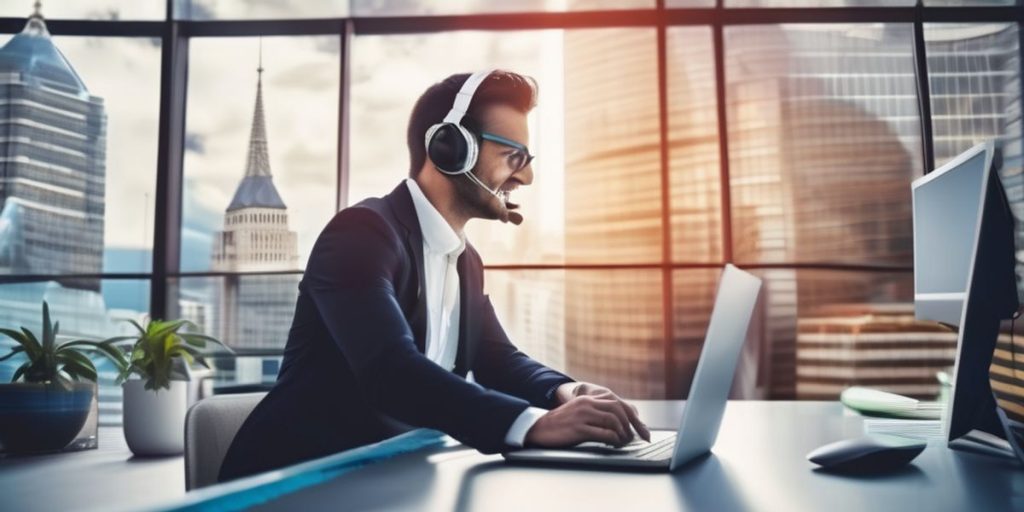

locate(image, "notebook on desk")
[[502, 264, 762, 472]]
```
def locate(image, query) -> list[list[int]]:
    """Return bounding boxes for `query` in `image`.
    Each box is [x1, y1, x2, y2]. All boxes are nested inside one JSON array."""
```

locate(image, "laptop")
[[502, 264, 762, 471]]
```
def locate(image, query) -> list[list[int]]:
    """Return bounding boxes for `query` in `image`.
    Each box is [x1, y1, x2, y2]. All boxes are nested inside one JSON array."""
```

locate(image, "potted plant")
[[103, 319, 230, 456], [0, 302, 125, 454]]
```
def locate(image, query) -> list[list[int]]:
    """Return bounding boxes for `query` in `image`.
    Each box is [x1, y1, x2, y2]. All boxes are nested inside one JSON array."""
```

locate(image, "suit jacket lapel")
[[385, 182, 427, 354]]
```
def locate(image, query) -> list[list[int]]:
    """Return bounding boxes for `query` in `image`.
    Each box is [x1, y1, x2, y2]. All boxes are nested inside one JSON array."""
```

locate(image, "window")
[[725, 24, 922, 267], [669, 27, 722, 262], [925, 23, 1024, 297]]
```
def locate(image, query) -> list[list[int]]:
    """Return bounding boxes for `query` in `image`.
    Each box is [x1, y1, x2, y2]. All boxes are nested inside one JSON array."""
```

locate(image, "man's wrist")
[[504, 406, 548, 447], [554, 382, 582, 405]]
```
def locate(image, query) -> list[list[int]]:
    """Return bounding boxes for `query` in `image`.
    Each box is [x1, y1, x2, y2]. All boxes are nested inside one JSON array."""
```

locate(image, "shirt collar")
[[405, 178, 466, 257]]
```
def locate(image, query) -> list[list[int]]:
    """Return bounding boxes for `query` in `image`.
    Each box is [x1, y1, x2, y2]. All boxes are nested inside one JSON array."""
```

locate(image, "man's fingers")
[[590, 398, 635, 441], [577, 424, 623, 446], [579, 406, 628, 443], [621, 401, 651, 442]]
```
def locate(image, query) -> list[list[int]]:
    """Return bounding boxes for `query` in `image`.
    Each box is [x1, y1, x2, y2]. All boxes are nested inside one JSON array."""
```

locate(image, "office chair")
[[184, 392, 266, 490]]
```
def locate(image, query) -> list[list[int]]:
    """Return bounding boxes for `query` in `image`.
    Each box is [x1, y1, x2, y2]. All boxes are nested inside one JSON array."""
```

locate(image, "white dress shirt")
[[405, 179, 546, 447]]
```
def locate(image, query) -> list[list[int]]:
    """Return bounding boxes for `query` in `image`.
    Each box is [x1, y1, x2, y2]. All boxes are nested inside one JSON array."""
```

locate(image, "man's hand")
[[524, 382, 651, 448]]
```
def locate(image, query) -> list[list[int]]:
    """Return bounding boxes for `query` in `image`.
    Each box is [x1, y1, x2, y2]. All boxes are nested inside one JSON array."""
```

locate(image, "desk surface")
[[169, 401, 1024, 512], [0, 427, 184, 512]]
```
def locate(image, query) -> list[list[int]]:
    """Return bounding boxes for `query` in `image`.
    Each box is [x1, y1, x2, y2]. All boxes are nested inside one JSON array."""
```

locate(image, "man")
[[219, 70, 649, 482]]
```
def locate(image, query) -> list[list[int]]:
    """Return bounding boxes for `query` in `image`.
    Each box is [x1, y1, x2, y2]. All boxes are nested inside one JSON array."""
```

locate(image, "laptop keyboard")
[[587, 434, 676, 461], [629, 434, 677, 460]]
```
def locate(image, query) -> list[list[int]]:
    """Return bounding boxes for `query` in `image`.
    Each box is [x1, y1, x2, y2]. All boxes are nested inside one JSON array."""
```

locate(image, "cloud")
[[314, 37, 341, 55], [270, 61, 336, 91]]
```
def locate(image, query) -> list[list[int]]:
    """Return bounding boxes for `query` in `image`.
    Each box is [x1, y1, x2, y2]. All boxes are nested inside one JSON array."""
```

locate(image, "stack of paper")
[[840, 386, 946, 420], [863, 419, 945, 441]]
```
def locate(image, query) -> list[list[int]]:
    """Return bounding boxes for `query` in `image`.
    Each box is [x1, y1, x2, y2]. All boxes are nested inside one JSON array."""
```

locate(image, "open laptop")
[[503, 264, 762, 472]]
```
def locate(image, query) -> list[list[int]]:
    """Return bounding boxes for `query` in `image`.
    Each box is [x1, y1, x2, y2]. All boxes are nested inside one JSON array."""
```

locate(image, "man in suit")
[[219, 70, 649, 482]]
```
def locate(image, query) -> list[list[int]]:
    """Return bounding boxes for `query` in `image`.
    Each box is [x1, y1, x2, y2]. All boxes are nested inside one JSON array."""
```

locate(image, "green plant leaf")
[[0, 346, 25, 362], [11, 361, 30, 383], [61, 340, 129, 371], [42, 301, 53, 351], [18, 327, 43, 360], [0, 327, 38, 360], [126, 319, 146, 335], [57, 349, 97, 374], [97, 335, 138, 346], [169, 346, 195, 366], [149, 319, 193, 342], [59, 357, 97, 383], [180, 334, 207, 348]]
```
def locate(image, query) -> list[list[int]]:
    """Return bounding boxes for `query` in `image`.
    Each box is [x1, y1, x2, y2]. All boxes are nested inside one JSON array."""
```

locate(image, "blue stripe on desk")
[[152, 429, 448, 512]]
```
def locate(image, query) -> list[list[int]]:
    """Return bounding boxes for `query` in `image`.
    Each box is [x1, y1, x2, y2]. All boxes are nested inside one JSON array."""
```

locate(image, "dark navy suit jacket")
[[219, 181, 573, 482]]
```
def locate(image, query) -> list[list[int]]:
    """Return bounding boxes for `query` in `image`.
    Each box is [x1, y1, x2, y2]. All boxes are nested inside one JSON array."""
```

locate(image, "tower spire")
[[23, 0, 49, 37], [244, 38, 271, 178]]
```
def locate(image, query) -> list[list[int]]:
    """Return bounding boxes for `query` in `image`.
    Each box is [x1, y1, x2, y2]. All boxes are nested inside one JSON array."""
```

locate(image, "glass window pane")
[[0, 20, 160, 281], [671, 268, 720, 398], [176, 274, 300, 354], [742, 269, 931, 400], [0, 279, 151, 426], [924, 23, 1024, 297], [727, 0, 914, 5], [205, 354, 281, 391], [351, 0, 653, 16], [668, 27, 721, 263], [183, 36, 339, 272], [725, 24, 922, 266], [0, 1, 164, 20], [350, 28, 661, 265], [485, 269, 665, 399], [174, 0, 347, 19]]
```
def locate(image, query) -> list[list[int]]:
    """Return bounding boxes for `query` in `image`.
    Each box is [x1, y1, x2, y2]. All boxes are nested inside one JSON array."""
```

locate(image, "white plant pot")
[[122, 380, 187, 456]]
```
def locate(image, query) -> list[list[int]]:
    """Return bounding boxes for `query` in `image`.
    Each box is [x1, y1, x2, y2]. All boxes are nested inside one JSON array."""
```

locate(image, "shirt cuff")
[[504, 406, 547, 448]]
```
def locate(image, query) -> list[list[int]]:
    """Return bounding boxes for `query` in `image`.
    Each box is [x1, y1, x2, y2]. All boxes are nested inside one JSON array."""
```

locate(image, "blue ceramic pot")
[[0, 381, 94, 454]]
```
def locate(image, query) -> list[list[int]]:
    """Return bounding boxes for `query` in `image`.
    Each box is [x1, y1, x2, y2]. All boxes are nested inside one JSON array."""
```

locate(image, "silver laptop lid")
[[670, 264, 762, 471]]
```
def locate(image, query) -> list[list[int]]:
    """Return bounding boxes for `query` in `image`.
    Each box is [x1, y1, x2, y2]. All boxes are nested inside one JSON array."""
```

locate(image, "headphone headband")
[[442, 68, 495, 125]]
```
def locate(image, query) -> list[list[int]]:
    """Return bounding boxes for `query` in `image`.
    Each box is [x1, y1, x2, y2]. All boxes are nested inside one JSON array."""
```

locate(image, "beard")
[[451, 171, 503, 220]]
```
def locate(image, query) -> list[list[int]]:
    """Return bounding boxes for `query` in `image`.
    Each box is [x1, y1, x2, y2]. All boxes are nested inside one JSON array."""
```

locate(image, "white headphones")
[[423, 69, 495, 176]]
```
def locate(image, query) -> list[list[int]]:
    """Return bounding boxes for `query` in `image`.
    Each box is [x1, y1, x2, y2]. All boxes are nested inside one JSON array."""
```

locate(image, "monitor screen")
[[913, 150, 988, 297]]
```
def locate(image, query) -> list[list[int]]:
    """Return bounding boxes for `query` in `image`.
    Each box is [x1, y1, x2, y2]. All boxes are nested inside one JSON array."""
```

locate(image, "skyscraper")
[[0, 3, 106, 292], [210, 52, 300, 367]]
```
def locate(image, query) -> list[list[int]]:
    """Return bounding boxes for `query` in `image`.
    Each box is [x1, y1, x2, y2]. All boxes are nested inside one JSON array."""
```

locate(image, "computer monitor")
[[912, 143, 993, 326], [911, 140, 1020, 457]]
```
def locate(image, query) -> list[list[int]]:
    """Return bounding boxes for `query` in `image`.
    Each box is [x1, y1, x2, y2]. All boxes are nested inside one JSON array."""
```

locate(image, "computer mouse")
[[807, 434, 926, 473]]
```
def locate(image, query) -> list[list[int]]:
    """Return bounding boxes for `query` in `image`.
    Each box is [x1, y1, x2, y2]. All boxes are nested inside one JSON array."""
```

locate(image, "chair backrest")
[[184, 392, 266, 490]]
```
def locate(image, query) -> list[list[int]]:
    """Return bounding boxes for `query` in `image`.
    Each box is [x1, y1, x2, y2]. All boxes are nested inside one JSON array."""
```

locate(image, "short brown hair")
[[407, 70, 538, 177]]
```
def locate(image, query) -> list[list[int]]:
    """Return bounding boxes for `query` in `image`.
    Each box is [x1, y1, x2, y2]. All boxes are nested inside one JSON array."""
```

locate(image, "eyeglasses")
[[481, 131, 534, 172]]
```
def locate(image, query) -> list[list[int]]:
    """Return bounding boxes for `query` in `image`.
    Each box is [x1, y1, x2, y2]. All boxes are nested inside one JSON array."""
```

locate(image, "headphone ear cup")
[[428, 123, 469, 174], [456, 123, 480, 172]]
